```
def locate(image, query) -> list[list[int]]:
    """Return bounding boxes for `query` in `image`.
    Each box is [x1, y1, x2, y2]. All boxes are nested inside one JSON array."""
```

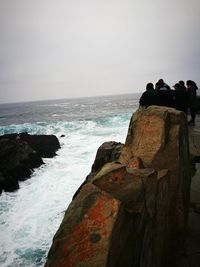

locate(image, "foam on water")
[[0, 113, 133, 266]]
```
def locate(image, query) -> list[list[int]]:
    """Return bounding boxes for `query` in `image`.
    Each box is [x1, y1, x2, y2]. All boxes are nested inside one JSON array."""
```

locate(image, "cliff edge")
[[45, 106, 192, 267]]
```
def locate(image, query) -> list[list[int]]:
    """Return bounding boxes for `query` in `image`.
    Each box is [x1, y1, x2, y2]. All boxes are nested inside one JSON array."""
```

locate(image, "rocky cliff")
[[45, 106, 191, 267], [0, 132, 60, 193]]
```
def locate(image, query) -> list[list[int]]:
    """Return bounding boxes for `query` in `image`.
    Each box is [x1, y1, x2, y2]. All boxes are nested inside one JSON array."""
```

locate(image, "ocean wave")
[[0, 100, 137, 266], [0, 112, 132, 137]]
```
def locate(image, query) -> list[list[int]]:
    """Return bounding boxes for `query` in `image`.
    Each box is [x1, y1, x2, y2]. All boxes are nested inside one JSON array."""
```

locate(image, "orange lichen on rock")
[[127, 157, 144, 169], [45, 184, 120, 267], [118, 146, 131, 164]]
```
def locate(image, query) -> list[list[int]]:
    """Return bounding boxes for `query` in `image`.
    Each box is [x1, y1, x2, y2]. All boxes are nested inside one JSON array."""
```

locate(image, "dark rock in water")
[[0, 133, 60, 193], [45, 106, 191, 267], [60, 134, 65, 138], [20, 132, 60, 157], [0, 138, 43, 193], [0, 132, 60, 158]]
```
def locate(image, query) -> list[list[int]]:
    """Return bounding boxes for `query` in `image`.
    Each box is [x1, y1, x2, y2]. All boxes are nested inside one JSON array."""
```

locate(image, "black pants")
[[189, 106, 196, 123]]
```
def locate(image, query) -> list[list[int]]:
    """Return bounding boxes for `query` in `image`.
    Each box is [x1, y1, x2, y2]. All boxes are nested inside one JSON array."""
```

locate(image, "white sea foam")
[[0, 114, 132, 266]]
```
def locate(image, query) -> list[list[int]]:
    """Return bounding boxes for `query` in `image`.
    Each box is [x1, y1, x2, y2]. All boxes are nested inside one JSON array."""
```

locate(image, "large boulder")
[[91, 141, 123, 173], [73, 141, 123, 200], [0, 137, 43, 192], [45, 106, 191, 267], [0, 133, 60, 193], [123, 106, 191, 238]]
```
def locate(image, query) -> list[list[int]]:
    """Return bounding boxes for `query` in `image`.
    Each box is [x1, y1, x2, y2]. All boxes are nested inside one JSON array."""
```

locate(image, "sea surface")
[[0, 93, 140, 267]]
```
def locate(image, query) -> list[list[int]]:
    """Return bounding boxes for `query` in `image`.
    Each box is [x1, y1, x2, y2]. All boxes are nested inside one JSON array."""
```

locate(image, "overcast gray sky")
[[0, 0, 200, 103]]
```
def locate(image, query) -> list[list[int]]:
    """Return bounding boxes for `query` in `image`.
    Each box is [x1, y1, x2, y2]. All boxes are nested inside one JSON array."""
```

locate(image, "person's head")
[[173, 83, 180, 90], [186, 80, 198, 90], [186, 80, 192, 87], [158, 78, 164, 85], [146, 83, 154, 91], [179, 80, 185, 87], [155, 82, 160, 90]]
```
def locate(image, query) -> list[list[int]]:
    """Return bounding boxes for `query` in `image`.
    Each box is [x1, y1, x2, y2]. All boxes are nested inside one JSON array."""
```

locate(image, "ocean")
[[0, 93, 140, 267]]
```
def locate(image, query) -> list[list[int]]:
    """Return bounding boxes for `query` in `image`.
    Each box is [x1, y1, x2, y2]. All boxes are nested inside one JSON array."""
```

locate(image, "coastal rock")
[[0, 133, 60, 193], [0, 138, 43, 193], [73, 141, 123, 199], [0, 132, 60, 158], [91, 141, 123, 172], [124, 106, 191, 238], [45, 183, 121, 267], [46, 106, 191, 267]]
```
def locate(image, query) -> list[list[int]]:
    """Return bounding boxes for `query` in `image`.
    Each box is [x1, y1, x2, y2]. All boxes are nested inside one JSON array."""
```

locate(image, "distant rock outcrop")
[[0, 133, 60, 193], [45, 106, 191, 267]]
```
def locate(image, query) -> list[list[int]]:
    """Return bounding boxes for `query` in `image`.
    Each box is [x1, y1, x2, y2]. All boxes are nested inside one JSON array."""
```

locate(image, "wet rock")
[[0, 132, 60, 193], [0, 138, 43, 192], [0, 132, 60, 158]]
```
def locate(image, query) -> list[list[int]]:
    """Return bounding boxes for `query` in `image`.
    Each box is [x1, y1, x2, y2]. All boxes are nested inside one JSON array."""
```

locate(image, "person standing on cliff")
[[173, 83, 188, 114], [157, 78, 171, 91], [157, 79, 174, 107], [187, 80, 198, 125], [179, 80, 187, 91], [139, 83, 159, 107]]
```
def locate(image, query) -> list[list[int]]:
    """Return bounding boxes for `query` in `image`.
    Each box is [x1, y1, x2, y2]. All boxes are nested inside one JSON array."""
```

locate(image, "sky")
[[0, 0, 200, 103]]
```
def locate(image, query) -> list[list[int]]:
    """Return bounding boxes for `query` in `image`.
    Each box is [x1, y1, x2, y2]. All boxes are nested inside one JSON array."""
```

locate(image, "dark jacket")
[[157, 89, 174, 108], [188, 86, 197, 108], [139, 90, 159, 107], [174, 88, 188, 113]]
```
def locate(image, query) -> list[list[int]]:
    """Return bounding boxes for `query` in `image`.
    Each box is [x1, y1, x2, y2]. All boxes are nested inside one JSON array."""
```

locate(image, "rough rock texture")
[[0, 132, 60, 193], [45, 106, 191, 267], [91, 141, 123, 173], [46, 183, 121, 267], [123, 106, 191, 240], [73, 141, 123, 200]]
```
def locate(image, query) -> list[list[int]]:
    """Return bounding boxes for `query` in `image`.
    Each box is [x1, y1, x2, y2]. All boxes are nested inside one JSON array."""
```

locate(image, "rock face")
[[91, 141, 123, 173], [45, 106, 191, 267], [0, 132, 60, 193], [46, 183, 121, 267], [73, 141, 123, 200]]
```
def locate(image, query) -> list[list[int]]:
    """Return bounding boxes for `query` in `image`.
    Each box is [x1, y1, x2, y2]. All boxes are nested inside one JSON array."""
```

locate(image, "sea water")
[[0, 93, 140, 267]]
